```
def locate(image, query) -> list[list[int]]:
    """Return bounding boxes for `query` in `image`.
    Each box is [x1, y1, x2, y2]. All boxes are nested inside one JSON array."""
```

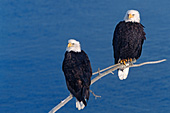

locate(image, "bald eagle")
[[112, 10, 146, 80], [62, 39, 92, 110]]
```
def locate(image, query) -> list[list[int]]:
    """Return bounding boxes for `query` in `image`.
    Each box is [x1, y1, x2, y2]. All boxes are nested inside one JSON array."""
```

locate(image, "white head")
[[66, 39, 81, 52], [124, 10, 140, 23]]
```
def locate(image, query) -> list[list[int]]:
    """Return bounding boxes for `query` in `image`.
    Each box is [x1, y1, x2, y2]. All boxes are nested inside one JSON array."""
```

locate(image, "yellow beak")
[[67, 43, 72, 47], [128, 14, 134, 19]]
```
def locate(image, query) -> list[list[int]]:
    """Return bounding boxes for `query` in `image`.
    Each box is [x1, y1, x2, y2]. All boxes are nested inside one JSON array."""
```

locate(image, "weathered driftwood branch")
[[48, 59, 166, 113], [92, 64, 119, 75], [91, 59, 166, 85], [89, 89, 101, 99], [49, 94, 73, 113]]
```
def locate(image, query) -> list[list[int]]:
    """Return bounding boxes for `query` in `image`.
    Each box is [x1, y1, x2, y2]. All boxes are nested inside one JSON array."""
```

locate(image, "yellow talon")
[[129, 58, 132, 62], [123, 61, 126, 65], [120, 59, 128, 65], [120, 60, 123, 63]]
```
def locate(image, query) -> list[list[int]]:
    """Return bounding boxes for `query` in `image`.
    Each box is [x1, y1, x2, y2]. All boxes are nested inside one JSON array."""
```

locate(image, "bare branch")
[[91, 59, 166, 85], [89, 89, 101, 99], [92, 64, 119, 75], [48, 59, 166, 113], [49, 94, 73, 113], [129, 59, 166, 68]]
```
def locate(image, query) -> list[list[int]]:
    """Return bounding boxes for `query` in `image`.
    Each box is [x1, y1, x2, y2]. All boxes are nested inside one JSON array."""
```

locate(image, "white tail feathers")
[[76, 99, 85, 110], [118, 67, 129, 80]]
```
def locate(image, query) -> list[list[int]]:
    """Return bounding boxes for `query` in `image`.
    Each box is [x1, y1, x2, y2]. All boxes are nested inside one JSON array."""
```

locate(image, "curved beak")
[[67, 43, 72, 47], [128, 14, 134, 19]]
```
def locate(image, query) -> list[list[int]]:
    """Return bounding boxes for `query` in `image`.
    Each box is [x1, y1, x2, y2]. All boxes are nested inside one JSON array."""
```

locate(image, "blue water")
[[0, 0, 170, 113]]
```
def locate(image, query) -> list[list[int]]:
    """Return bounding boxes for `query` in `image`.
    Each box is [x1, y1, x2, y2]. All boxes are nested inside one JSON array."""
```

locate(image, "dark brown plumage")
[[62, 50, 92, 106], [113, 21, 146, 64]]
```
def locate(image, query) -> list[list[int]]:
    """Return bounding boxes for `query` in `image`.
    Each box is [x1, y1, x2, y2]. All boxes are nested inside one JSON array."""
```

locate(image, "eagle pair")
[[62, 10, 146, 110]]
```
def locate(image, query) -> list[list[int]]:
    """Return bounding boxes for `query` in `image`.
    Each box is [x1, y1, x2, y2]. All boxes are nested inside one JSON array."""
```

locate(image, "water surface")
[[0, 0, 170, 113]]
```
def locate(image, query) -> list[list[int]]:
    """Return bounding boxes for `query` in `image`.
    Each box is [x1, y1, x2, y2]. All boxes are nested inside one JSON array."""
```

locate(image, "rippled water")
[[0, 0, 170, 113]]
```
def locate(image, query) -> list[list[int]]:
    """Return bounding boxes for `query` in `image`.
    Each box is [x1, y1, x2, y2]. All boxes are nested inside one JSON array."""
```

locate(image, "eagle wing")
[[113, 22, 123, 64]]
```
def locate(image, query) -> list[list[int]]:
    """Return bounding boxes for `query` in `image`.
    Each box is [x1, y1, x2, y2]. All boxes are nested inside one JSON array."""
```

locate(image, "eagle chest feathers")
[[63, 51, 91, 88], [114, 21, 146, 60], [65, 52, 83, 68]]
